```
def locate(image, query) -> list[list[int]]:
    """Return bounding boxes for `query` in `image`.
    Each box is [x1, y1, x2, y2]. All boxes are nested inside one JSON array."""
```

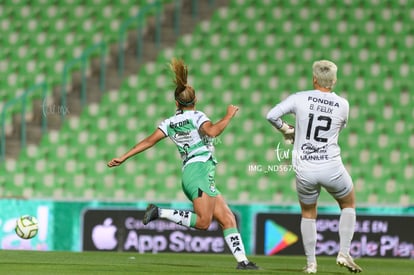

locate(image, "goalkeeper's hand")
[[278, 122, 295, 144]]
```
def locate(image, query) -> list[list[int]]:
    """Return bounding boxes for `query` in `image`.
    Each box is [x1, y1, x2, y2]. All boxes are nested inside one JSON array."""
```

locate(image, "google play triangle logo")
[[265, 220, 298, 255]]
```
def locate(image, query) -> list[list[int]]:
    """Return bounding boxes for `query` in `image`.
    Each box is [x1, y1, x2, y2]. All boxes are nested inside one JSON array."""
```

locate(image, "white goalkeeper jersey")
[[158, 109, 215, 168], [267, 90, 349, 171]]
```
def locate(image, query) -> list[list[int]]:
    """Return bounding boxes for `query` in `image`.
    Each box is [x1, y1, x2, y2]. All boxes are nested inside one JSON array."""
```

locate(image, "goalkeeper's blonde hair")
[[169, 58, 195, 108], [312, 60, 337, 89]]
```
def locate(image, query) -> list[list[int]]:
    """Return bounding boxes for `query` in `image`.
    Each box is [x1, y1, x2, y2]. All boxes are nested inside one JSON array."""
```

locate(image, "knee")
[[337, 190, 356, 209], [300, 202, 318, 219], [196, 217, 212, 230]]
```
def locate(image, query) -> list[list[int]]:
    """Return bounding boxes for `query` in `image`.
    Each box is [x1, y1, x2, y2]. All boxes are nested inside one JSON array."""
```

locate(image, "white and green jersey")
[[158, 110, 215, 168]]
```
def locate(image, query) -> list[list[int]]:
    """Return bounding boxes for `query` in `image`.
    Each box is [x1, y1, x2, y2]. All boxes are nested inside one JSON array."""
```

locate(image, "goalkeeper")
[[266, 60, 362, 274]]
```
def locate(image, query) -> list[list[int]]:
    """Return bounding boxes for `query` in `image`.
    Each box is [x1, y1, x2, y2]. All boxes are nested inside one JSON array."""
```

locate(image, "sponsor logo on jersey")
[[307, 96, 340, 107], [170, 119, 190, 128], [300, 143, 329, 160], [301, 143, 327, 154], [173, 132, 192, 144]]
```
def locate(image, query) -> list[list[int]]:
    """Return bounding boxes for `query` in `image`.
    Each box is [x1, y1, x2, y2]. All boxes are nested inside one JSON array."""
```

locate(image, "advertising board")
[[255, 213, 414, 258], [82, 209, 232, 254]]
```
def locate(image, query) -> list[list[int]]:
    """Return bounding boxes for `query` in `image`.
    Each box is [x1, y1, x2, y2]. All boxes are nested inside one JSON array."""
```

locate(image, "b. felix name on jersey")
[[308, 96, 339, 114]]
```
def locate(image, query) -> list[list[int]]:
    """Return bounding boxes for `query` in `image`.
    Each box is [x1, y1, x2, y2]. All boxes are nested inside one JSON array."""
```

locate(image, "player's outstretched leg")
[[336, 252, 363, 273]]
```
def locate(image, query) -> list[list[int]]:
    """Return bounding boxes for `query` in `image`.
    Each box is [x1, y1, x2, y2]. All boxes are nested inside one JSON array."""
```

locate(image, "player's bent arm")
[[266, 106, 295, 144], [266, 107, 284, 129], [200, 105, 238, 137], [107, 128, 166, 167], [200, 119, 231, 137], [266, 95, 296, 129]]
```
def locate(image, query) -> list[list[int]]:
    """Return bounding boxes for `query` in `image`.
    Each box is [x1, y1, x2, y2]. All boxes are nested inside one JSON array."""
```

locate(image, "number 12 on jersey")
[[305, 113, 332, 143]]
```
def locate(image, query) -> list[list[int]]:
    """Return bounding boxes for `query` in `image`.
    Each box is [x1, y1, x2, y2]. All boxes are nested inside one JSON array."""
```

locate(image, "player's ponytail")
[[169, 58, 196, 108]]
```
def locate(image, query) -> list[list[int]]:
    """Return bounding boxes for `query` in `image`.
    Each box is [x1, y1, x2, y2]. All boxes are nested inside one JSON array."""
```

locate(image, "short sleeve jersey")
[[267, 90, 349, 171], [158, 110, 215, 168]]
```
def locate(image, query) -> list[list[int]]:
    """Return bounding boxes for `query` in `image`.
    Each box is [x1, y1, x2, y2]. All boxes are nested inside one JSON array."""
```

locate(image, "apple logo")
[[91, 218, 118, 250]]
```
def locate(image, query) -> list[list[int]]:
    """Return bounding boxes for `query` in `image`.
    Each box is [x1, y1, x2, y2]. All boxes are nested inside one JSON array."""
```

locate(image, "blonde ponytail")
[[169, 58, 195, 107]]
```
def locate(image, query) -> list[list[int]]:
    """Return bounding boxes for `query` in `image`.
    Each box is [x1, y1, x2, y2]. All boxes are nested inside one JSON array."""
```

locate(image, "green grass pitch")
[[0, 251, 412, 274]]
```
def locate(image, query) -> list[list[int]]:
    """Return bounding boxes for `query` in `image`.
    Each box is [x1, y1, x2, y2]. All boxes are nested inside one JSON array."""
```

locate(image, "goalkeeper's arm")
[[266, 115, 295, 144]]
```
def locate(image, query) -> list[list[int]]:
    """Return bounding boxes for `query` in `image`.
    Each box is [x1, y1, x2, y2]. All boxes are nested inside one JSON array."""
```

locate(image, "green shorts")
[[182, 159, 221, 201]]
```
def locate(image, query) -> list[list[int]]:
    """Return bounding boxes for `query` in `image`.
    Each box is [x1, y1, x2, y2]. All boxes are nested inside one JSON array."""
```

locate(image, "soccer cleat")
[[143, 204, 159, 225], [236, 261, 259, 270], [336, 252, 363, 273], [303, 262, 317, 274]]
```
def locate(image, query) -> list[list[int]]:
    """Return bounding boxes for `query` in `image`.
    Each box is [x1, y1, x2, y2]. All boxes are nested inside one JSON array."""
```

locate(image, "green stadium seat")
[[2, 0, 413, 205], [2, 173, 28, 198]]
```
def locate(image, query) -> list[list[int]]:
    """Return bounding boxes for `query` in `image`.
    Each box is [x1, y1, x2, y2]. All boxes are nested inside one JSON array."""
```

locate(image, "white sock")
[[223, 228, 248, 263], [339, 208, 356, 255], [158, 208, 196, 227], [301, 218, 317, 264]]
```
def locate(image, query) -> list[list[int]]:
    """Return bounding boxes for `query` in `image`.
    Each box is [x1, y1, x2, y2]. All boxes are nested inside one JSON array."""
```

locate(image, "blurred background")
[[0, 0, 413, 207]]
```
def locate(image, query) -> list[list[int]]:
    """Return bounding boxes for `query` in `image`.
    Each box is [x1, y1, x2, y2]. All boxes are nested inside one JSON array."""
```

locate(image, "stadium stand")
[[1, 0, 413, 206]]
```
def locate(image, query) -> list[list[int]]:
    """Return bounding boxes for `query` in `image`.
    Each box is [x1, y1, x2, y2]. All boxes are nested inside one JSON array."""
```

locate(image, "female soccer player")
[[108, 58, 258, 270], [266, 60, 362, 274]]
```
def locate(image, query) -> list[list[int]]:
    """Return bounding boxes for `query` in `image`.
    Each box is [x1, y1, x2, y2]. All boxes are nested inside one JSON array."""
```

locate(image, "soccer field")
[[0, 251, 412, 275]]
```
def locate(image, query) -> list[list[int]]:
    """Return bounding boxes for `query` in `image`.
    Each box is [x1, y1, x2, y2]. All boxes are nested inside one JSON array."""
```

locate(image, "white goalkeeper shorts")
[[295, 164, 354, 205]]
